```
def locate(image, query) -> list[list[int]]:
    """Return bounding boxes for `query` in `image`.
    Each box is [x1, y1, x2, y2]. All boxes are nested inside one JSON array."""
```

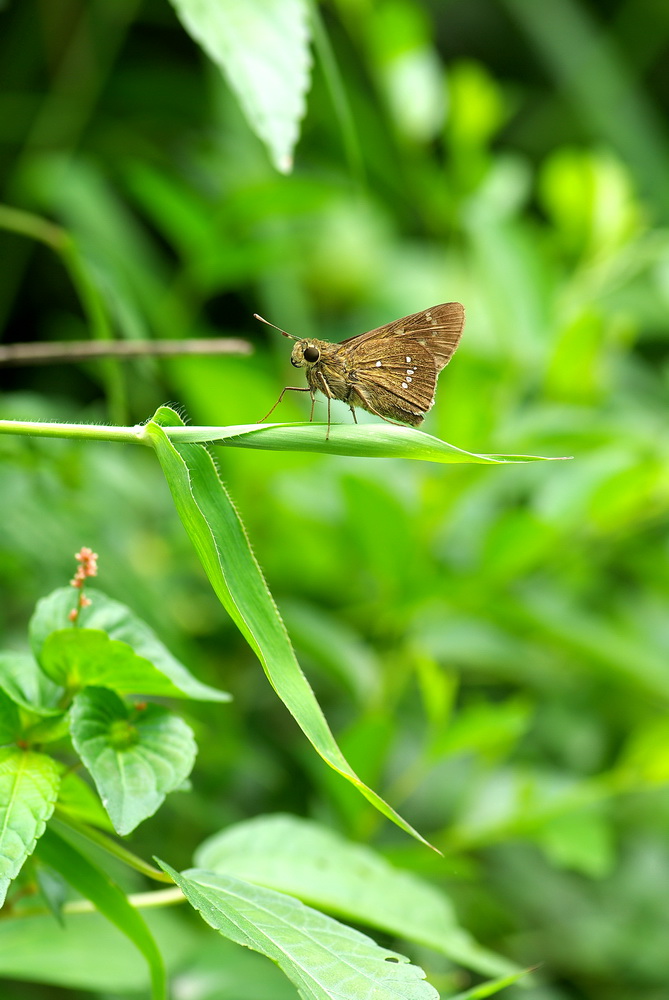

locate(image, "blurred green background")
[[1, 1, 669, 998]]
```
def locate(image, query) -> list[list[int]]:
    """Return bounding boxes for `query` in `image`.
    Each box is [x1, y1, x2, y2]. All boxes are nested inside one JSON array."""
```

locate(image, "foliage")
[[1, 0, 669, 999]]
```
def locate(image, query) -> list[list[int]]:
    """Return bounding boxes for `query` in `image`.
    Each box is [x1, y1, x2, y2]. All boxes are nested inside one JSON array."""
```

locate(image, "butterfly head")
[[291, 341, 321, 368], [253, 314, 322, 368]]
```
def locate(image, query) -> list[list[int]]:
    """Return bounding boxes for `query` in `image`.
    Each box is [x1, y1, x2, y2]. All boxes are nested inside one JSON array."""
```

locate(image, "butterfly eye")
[[303, 346, 320, 363]]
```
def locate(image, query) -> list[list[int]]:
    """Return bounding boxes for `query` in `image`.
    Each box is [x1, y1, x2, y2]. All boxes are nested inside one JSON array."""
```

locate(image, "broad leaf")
[[0, 747, 60, 905], [160, 862, 439, 1000], [166, 421, 571, 464], [36, 826, 166, 999], [146, 406, 433, 850], [70, 687, 197, 834], [195, 814, 518, 978], [169, 0, 312, 173], [0, 651, 63, 716], [40, 629, 205, 699], [0, 906, 266, 992], [31, 588, 230, 703]]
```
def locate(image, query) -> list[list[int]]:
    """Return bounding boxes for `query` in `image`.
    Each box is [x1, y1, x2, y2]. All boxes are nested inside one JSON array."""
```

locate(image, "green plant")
[[2, 1, 669, 999]]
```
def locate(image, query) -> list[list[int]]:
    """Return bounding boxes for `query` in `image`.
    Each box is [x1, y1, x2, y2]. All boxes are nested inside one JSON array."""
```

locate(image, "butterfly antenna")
[[253, 314, 297, 341]]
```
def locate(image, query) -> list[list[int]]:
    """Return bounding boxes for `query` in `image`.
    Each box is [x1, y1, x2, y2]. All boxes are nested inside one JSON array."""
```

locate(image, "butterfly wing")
[[352, 341, 436, 423], [340, 302, 464, 372], [340, 303, 464, 424]]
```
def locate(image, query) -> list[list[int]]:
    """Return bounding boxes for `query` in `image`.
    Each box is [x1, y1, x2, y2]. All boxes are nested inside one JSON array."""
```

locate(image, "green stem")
[[64, 887, 184, 913], [51, 814, 172, 883], [10, 887, 184, 921], [0, 204, 66, 250], [0, 418, 146, 444]]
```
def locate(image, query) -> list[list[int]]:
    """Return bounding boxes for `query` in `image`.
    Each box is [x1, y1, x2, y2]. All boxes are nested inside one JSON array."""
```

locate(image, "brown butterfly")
[[257, 302, 465, 439]]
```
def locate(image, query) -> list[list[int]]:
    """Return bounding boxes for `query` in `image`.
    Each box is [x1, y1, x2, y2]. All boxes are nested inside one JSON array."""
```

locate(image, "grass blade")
[[166, 421, 571, 464], [146, 407, 436, 850]]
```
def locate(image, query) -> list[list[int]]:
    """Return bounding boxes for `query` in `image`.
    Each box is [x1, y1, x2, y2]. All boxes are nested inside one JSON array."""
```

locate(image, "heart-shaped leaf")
[[70, 687, 196, 835]]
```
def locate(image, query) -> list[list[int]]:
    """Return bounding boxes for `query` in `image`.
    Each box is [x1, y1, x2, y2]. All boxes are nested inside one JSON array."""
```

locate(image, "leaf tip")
[[276, 152, 294, 174]]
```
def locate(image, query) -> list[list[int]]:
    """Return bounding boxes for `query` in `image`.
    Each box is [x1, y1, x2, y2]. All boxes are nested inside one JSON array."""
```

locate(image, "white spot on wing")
[[405, 356, 411, 363], [407, 369, 414, 375], [406, 377, 412, 382], [375, 361, 382, 367], [401, 381, 408, 389]]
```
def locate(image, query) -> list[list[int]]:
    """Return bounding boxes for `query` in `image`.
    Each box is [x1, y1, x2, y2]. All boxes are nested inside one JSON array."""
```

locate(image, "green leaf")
[[55, 770, 115, 832], [35, 864, 68, 925], [195, 814, 518, 978], [40, 628, 205, 700], [281, 599, 381, 703], [537, 809, 615, 878], [30, 588, 230, 703], [21, 711, 71, 746], [0, 906, 245, 991], [0, 688, 21, 744], [168, 0, 312, 173], [0, 651, 63, 716], [70, 687, 197, 835], [146, 406, 433, 850], [159, 861, 440, 1000], [36, 826, 166, 1000], [166, 421, 570, 464], [448, 969, 532, 999], [0, 747, 60, 905]]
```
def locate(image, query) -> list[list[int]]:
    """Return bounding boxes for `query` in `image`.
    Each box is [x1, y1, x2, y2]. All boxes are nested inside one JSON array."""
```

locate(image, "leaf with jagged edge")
[[0, 747, 60, 905], [159, 862, 440, 1000]]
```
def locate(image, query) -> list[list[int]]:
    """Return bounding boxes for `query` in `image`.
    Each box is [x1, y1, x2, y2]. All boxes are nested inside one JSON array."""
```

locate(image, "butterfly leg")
[[315, 371, 335, 440], [259, 386, 312, 423]]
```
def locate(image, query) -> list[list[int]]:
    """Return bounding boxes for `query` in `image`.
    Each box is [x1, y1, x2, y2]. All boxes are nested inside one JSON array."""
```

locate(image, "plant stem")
[[0, 204, 66, 250], [64, 887, 184, 913], [0, 337, 252, 366], [51, 814, 172, 882], [0, 418, 147, 444], [8, 888, 184, 921]]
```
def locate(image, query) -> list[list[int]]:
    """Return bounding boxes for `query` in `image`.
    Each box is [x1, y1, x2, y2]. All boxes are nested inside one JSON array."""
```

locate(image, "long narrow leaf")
[[36, 826, 166, 1000], [448, 970, 532, 999], [146, 406, 434, 849], [166, 421, 570, 464]]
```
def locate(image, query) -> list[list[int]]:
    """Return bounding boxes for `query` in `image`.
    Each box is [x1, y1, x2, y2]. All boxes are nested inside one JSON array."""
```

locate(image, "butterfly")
[[257, 302, 465, 439]]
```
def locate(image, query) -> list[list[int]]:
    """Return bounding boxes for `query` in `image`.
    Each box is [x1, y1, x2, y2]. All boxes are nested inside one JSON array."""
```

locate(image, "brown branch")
[[0, 338, 253, 367]]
